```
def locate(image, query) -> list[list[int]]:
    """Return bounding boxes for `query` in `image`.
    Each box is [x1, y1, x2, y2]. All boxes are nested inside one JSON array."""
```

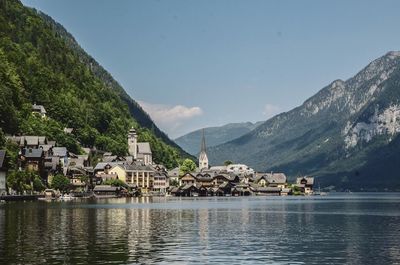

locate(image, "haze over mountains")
[[204, 51, 400, 190], [175, 121, 263, 155]]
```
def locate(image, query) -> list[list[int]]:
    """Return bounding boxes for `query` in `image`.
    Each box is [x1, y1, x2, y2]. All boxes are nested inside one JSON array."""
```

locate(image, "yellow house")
[[109, 165, 127, 183]]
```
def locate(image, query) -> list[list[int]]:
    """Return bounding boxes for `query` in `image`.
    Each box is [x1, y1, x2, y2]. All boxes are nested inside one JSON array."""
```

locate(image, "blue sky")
[[22, 0, 400, 138]]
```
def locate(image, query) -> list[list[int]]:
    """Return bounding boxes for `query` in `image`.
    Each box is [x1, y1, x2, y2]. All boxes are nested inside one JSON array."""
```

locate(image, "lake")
[[1, 193, 400, 264]]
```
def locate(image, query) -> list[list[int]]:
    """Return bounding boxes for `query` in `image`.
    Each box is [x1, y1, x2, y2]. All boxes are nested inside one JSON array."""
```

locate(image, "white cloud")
[[138, 100, 203, 137], [262, 103, 281, 118]]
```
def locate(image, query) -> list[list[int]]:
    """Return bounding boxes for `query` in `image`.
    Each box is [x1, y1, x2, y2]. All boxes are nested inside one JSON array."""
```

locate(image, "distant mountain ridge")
[[175, 121, 263, 155], [208, 51, 400, 190]]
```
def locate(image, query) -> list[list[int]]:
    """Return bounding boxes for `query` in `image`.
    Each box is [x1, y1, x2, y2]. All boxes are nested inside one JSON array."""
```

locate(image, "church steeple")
[[201, 129, 206, 154], [199, 129, 208, 170]]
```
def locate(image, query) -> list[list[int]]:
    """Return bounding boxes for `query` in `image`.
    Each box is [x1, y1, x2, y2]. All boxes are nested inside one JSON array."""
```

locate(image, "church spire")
[[201, 128, 206, 153], [199, 129, 208, 170]]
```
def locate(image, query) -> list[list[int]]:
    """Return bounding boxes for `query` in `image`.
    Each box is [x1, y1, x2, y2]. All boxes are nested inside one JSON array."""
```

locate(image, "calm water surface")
[[1, 193, 400, 265]]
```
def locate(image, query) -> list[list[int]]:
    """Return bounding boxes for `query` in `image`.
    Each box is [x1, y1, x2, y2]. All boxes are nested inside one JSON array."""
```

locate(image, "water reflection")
[[0, 195, 400, 264]]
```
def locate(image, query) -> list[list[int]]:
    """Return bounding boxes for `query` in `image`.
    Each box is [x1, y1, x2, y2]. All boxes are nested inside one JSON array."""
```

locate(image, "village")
[[0, 104, 315, 200]]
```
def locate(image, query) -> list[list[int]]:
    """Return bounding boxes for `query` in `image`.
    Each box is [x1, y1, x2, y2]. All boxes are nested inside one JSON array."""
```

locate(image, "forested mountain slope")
[[0, 0, 192, 168]]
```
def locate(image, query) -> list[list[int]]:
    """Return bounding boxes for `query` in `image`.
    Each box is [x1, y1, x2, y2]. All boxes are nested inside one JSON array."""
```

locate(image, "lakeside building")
[[128, 128, 152, 166], [296, 177, 314, 195]]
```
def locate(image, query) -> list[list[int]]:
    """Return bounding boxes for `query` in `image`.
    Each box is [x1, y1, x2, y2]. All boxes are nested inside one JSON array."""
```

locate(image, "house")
[[94, 163, 120, 184], [125, 163, 155, 194], [67, 167, 87, 191], [179, 184, 199, 197], [167, 167, 180, 185], [180, 173, 197, 186], [109, 164, 127, 183], [32, 103, 46, 118], [196, 173, 214, 188], [254, 186, 281, 196], [226, 164, 254, 177], [296, 176, 314, 195], [0, 150, 7, 195], [68, 153, 89, 168], [231, 184, 252, 196], [153, 172, 169, 194], [256, 173, 287, 189], [20, 148, 44, 173], [93, 185, 120, 197], [218, 181, 233, 195]]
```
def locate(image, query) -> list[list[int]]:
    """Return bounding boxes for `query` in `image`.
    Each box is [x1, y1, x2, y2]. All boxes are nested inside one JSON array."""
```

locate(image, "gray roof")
[[25, 136, 39, 146], [52, 147, 68, 157], [125, 163, 154, 172], [23, 148, 43, 158], [170, 187, 180, 193], [256, 187, 281, 192], [0, 150, 5, 169], [38, 136, 46, 145], [137, 142, 152, 154], [63, 128, 74, 134], [266, 173, 287, 184], [256, 173, 287, 184], [82, 148, 91, 155], [94, 162, 124, 171], [181, 184, 197, 191], [168, 167, 180, 177], [47, 141, 56, 146], [32, 104, 46, 114], [296, 177, 314, 185], [39, 145, 53, 152], [102, 155, 117, 162], [44, 156, 59, 170], [93, 185, 118, 192]]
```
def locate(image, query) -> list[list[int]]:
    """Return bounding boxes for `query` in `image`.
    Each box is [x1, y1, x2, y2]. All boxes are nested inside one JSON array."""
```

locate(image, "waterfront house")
[[179, 184, 199, 197], [93, 185, 120, 197], [125, 163, 155, 194], [196, 173, 214, 188], [0, 150, 7, 195], [180, 173, 197, 186], [296, 176, 314, 194], [153, 172, 169, 194], [254, 186, 281, 196], [67, 167, 87, 191], [231, 184, 252, 196]]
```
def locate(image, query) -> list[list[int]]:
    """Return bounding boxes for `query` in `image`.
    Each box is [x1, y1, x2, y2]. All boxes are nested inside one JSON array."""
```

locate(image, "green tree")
[[32, 175, 45, 192], [51, 174, 70, 193], [103, 178, 127, 188], [224, 160, 233, 166], [180, 159, 197, 176]]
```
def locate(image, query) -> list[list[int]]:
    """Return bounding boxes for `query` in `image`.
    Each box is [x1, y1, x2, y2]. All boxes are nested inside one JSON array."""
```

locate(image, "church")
[[128, 128, 153, 165], [198, 129, 208, 170]]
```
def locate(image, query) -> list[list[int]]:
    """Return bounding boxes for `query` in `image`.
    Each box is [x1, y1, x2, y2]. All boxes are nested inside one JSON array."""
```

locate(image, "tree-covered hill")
[[0, 0, 192, 168]]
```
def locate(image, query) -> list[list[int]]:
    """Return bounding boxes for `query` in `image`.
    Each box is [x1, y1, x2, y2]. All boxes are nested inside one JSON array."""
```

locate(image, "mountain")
[[175, 122, 263, 155], [208, 51, 400, 190], [0, 0, 192, 168]]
